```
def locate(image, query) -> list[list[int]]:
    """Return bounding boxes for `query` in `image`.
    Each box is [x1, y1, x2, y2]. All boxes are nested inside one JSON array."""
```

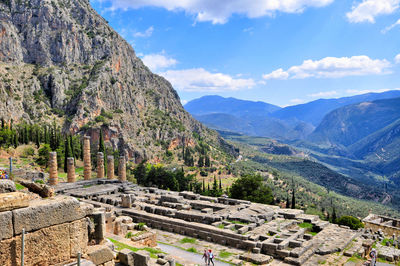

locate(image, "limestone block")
[[87, 245, 114, 265], [0, 211, 13, 240], [19, 180, 54, 198], [70, 218, 89, 257], [133, 250, 150, 266], [157, 258, 167, 265], [0, 191, 29, 212], [118, 249, 134, 266], [92, 211, 106, 243], [12, 196, 87, 234], [0, 180, 16, 193]]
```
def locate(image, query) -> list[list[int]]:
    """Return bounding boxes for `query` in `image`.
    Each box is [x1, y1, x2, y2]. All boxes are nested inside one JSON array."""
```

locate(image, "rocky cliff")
[[0, 0, 233, 161]]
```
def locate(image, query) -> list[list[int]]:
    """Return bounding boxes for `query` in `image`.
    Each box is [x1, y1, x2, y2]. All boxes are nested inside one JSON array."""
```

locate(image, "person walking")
[[370, 248, 377, 266], [208, 249, 215, 266], [202, 249, 209, 265]]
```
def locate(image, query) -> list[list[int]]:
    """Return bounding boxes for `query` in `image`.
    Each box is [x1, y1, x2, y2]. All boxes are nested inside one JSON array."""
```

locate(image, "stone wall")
[[363, 214, 400, 238], [0, 194, 94, 266]]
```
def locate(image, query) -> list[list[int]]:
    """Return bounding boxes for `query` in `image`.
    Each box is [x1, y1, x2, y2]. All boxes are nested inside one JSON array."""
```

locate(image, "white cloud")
[[98, 0, 334, 24], [290, 98, 306, 104], [134, 26, 154, 37], [346, 0, 400, 23], [308, 90, 338, 98], [159, 68, 256, 92], [395, 53, 400, 63], [263, 55, 392, 80], [346, 88, 400, 95], [141, 52, 178, 72], [262, 68, 289, 80], [181, 99, 188, 105], [382, 18, 400, 33]]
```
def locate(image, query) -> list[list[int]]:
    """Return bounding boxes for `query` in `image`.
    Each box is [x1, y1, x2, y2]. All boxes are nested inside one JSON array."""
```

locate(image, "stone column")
[[118, 156, 126, 182], [97, 152, 104, 179], [49, 152, 58, 186], [83, 136, 91, 180], [67, 157, 75, 183], [107, 156, 114, 180]]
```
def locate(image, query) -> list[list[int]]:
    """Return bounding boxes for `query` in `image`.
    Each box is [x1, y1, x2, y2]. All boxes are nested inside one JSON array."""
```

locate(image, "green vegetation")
[[227, 220, 248, 225], [298, 222, 313, 229], [180, 237, 196, 244], [137, 222, 146, 230], [218, 250, 233, 258], [107, 238, 163, 259], [230, 173, 274, 204], [15, 183, 25, 190], [133, 162, 201, 193], [382, 238, 394, 246], [186, 247, 197, 253], [125, 232, 133, 238], [336, 216, 364, 230]]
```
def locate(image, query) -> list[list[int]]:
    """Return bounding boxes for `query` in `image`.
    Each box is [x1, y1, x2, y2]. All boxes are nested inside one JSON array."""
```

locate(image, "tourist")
[[202, 249, 209, 265], [208, 249, 215, 266], [370, 248, 377, 266]]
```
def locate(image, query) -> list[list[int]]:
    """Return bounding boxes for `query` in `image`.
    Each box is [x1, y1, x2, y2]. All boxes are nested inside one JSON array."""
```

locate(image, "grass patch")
[[125, 232, 133, 238], [217, 224, 225, 229], [83, 184, 93, 188], [382, 238, 394, 246], [317, 259, 326, 264], [219, 250, 233, 259], [298, 222, 313, 229], [108, 238, 163, 259], [310, 232, 318, 236], [15, 183, 25, 190], [180, 237, 196, 244], [187, 247, 197, 253], [227, 220, 248, 225]]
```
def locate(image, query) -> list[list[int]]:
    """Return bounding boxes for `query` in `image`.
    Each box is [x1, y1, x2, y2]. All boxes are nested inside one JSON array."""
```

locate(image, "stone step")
[[285, 246, 316, 266]]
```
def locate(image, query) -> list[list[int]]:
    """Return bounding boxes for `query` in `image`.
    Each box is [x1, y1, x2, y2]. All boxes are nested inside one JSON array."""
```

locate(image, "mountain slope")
[[309, 97, 400, 147], [271, 91, 400, 126], [0, 0, 234, 161]]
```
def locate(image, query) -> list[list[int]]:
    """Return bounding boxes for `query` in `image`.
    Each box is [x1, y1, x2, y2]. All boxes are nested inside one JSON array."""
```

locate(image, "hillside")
[[309, 97, 400, 147], [270, 90, 400, 126], [0, 0, 235, 163]]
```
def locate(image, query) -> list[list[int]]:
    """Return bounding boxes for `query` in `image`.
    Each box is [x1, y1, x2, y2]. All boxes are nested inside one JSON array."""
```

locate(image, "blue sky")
[[91, 0, 400, 107]]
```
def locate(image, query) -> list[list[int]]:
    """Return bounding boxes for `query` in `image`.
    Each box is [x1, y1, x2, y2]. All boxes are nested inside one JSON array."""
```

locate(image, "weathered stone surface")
[[134, 250, 150, 266], [0, 211, 13, 240], [49, 152, 59, 185], [0, 221, 79, 266], [239, 253, 273, 265], [12, 196, 87, 234], [0, 191, 29, 212], [0, 180, 16, 193], [70, 218, 89, 257], [19, 180, 54, 198], [118, 248, 134, 266], [87, 245, 114, 265], [64, 259, 96, 266]]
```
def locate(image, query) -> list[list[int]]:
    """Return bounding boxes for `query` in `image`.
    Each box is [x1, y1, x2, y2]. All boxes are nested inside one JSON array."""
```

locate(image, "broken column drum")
[[107, 156, 114, 180], [118, 156, 126, 182], [83, 136, 91, 180], [67, 157, 75, 183], [97, 152, 104, 179], [49, 152, 58, 185]]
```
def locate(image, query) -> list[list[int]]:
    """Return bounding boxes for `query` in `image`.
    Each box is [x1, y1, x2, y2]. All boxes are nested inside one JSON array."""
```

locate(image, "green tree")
[[37, 144, 51, 167], [336, 216, 364, 230], [205, 156, 211, 167], [197, 156, 204, 167], [229, 174, 274, 205]]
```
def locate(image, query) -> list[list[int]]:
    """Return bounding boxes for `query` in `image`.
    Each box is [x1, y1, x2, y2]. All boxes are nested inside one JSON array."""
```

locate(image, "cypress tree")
[[99, 129, 107, 173], [286, 193, 290, 208], [205, 156, 210, 167], [24, 125, 28, 144], [14, 132, 18, 148], [332, 207, 337, 223], [291, 189, 296, 209], [207, 182, 210, 192], [35, 128, 40, 148], [64, 137, 71, 173], [219, 177, 222, 191], [213, 176, 218, 192], [1, 118, 4, 129], [202, 179, 205, 193], [69, 135, 75, 159]]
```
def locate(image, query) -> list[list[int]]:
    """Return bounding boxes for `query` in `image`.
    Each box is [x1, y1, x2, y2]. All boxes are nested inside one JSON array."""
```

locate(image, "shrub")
[[95, 116, 105, 123], [22, 147, 35, 157], [336, 216, 364, 230]]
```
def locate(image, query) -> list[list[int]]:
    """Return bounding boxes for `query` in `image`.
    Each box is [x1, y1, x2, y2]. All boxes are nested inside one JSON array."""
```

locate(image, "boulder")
[[133, 250, 150, 266], [118, 249, 134, 266], [19, 180, 54, 198], [0, 180, 16, 193], [87, 245, 114, 265]]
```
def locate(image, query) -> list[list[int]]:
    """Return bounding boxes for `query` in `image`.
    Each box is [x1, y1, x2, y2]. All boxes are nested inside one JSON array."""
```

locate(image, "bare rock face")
[[0, 0, 235, 161]]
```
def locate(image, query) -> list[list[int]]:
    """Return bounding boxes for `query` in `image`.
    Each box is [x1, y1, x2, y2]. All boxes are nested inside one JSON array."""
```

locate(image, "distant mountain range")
[[185, 91, 400, 188], [185, 91, 400, 141]]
